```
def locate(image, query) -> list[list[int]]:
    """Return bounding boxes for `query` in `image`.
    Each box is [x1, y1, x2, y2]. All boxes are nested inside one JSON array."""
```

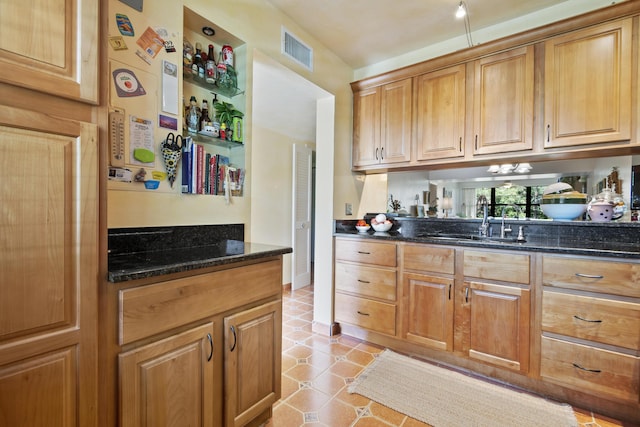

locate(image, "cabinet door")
[[404, 273, 454, 351], [352, 87, 381, 166], [119, 323, 216, 427], [473, 46, 534, 155], [464, 281, 530, 373], [0, 106, 97, 427], [380, 78, 412, 164], [544, 19, 632, 148], [224, 300, 282, 427], [0, 0, 98, 103], [415, 64, 466, 161]]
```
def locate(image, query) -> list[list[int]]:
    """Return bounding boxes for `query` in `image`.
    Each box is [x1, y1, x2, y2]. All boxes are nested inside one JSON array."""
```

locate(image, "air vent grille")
[[282, 27, 313, 71]]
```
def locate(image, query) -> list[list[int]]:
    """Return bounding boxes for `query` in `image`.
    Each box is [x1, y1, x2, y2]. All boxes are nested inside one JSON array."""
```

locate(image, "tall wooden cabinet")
[[544, 19, 632, 148], [352, 79, 412, 167], [0, 0, 99, 425]]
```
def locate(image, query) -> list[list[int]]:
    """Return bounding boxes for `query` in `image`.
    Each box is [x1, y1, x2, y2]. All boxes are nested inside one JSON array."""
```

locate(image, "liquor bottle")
[[201, 100, 210, 130], [205, 44, 216, 84], [193, 43, 204, 78], [183, 39, 194, 70], [187, 96, 201, 133]]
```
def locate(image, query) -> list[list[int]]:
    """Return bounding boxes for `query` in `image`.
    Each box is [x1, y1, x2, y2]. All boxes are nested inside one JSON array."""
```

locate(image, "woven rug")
[[348, 349, 577, 427]]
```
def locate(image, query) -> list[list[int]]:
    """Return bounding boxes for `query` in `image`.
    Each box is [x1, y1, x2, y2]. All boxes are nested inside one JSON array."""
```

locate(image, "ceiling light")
[[455, 2, 466, 18], [487, 163, 533, 175]]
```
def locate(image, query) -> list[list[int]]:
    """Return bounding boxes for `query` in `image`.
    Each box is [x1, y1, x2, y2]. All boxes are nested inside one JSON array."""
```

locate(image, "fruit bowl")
[[355, 224, 371, 233], [371, 221, 392, 232]]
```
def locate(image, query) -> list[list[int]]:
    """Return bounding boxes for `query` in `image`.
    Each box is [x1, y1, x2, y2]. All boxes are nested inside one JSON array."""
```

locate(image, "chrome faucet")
[[477, 195, 490, 237], [500, 204, 524, 238]]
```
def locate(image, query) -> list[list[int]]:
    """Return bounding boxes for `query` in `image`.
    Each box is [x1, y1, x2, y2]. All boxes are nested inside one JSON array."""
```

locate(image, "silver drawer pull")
[[357, 251, 371, 255], [573, 315, 602, 323], [572, 363, 601, 373], [574, 273, 604, 280], [357, 311, 370, 316], [357, 279, 370, 284]]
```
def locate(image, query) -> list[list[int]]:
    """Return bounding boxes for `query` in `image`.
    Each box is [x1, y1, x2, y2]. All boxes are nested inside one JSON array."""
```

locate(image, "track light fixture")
[[455, 1, 474, 47]]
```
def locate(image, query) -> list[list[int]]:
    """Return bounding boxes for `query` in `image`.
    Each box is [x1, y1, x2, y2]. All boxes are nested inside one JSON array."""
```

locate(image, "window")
[[475, 185, 547, 219]]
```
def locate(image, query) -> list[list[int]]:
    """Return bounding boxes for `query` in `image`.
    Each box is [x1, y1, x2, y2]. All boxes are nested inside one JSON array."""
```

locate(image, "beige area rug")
[[348, 349, 577, 427]]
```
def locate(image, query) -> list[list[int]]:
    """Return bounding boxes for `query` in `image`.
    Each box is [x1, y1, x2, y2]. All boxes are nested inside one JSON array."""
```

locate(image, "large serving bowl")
[[540, 191, 588, 220], [371, 221, 392, 232]]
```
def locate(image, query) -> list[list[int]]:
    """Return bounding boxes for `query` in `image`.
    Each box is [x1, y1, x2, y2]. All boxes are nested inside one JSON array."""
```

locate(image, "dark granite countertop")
[[107, 225, 292, 283], [335, 217, 640, 259]]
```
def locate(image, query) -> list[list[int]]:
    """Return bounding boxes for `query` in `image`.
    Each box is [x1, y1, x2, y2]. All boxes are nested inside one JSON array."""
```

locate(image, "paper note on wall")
[[129, 116, 155, 167], [161, 60, 179, 114]]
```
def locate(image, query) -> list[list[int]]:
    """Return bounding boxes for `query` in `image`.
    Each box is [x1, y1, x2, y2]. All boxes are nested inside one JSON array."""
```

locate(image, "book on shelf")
[[180, 140, 243, 196]]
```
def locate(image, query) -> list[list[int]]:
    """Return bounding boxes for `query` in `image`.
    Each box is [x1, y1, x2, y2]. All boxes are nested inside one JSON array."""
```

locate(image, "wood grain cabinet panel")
[[335, 293, 396, 336], [472, 46, 534, 155], [542, 290, 640, 350], [0, 106, 98, 427], [463, 250, 530, 284], [404, 273, 454, 351], [542, 255, 640, 298], [119, 323, 215, 427], [544, 19, 632, 148], [414, 64, 466, 161], [464, 281, 531, 373], [334, 238, 397, 267], [0, 0, 98, 103], [541, 336, 639, 402], [334, 262, 397, 301], [224, 300, 282, 427], [402, 244, 455, 275]]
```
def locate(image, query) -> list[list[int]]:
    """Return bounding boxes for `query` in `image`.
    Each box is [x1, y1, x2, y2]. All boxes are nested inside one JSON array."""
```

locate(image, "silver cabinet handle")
[[357, 251, 371, 254], [207, 333, 213, 361], [465, 287, 469, 303], [357, 279, 370, 284], [575, 273, 604, 280], [357, 311, 370, 316], [573, 315, 602, 323], [375, 147, 379, 160], [229, 326, 237, 352]]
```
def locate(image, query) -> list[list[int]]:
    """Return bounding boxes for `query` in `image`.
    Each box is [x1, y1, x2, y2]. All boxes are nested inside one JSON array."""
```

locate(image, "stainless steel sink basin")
[[418, 233, 522, 244]]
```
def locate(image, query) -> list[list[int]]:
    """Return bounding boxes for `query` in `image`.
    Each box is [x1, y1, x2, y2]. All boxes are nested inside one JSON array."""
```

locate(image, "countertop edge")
[[108, 246, 292, 283]]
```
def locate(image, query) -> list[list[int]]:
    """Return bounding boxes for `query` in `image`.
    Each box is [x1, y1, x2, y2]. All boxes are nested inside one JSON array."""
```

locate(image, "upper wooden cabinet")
[[414, 64, 466, 161], [353, 79, 412, 168], [544, 19, 632, 148], [0, 0, 98, 103], [472, 46, 534, 155]]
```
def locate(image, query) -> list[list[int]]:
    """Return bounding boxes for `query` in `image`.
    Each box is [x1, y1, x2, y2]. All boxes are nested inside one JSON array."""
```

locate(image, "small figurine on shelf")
[[219, 123, 226, 140]]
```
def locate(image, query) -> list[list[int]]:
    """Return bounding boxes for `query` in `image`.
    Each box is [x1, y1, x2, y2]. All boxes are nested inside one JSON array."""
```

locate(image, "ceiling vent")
[[281, 27, 313, 71]]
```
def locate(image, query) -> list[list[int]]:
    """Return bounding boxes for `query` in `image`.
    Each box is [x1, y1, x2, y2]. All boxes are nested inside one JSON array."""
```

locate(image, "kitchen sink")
[[417, 233, 522, 244]]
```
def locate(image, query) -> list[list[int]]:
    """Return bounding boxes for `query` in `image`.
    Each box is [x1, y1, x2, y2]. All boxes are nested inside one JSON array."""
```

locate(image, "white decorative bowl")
[[355, 225, 371, 233], [540, 203, 586, 220], [371, 222, 392, 232]]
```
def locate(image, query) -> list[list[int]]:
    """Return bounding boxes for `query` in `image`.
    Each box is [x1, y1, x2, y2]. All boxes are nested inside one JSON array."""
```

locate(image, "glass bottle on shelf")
[[205, 44, 216, 84], [201, 99, 210, 130], [183, 39, 194, 72], [187, 96, 201, 133]]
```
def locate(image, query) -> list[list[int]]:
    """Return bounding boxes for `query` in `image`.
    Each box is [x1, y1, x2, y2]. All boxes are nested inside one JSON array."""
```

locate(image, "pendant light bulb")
[[456, 2, 466, 18]]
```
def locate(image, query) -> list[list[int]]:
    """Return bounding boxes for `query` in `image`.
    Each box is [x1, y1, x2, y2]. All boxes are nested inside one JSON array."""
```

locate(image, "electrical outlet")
[[345, 203, 353, 215]]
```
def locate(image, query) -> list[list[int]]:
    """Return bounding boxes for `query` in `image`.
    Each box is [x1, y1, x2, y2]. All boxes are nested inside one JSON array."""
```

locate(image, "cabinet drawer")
[[335, 238, 396, 267], [541, 336, 640, 402], [335, 293, 396, 336], [543, 256, 640, 298], [542, 290, 640, 350], [119, 260, 282, 345], [335, 261, 396, 301], [463, 250, 529, 284], [402, 244, 455, 275]]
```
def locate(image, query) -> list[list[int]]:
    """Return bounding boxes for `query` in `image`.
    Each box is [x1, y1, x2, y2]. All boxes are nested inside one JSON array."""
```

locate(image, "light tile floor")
[[265, 285, 630, 427]]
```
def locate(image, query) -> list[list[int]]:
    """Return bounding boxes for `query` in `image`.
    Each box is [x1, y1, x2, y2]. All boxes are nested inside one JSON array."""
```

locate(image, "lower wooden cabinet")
[[404, 273, 454, 351], [109, 258, 284, 427], [224, 300, 282, 427], [119, 323, 216, 427], [463, 280, 531, 373]]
